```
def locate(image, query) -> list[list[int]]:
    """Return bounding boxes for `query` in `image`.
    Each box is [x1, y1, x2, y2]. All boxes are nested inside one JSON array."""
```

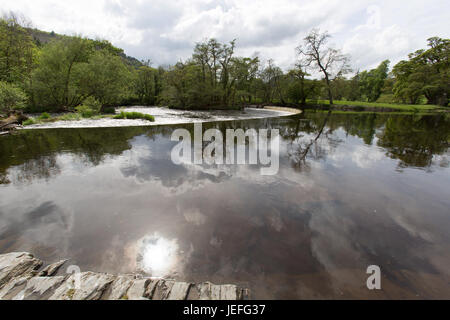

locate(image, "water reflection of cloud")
[[181, 207, 207, 226], [0, 200, 74, 258], [350, 145, 384, 169]]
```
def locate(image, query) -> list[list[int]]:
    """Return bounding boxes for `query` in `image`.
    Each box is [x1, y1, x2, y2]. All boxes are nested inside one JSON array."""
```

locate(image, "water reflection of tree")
[[1, 113, 448, 184], [0, 126, 173, 184], [281, 112, 450, 171], [377, 114, 450, 168], [282, 111, 343, 171]]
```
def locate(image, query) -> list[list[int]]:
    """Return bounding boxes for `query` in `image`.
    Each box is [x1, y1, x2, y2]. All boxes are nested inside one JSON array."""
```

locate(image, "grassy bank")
[[313, 100, 444, 112]]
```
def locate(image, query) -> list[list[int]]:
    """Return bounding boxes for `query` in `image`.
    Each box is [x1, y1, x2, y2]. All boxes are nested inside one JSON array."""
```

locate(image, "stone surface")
[[0, 277, 28, 300], [126, 279, 150, 300], [38, 260, 68, 277], [15, 276, 66, 300], [167, 281, 191, 300], [195, 282, 240, 300], [152, 280, 175, 300], [104, 275, 133, 300], [0, 252, 42, 289], [0, 252, 247, 300], [49, 271, 115, 300], [144, 279, 160, 298]]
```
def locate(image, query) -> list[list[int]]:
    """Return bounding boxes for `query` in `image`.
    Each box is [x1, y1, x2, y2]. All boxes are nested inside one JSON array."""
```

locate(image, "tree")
[[0, 81, 26, 114], [0, 13, 36, 85], [32, 36, 93, 110], [393, 37, 449, 106], [346, 71, 362, 101], [359, 60, 390, 102], [297, 29, 351, 105], [163, 39, 240, 109], [78, 50, 131, 108], [259, 59, 285, 104], [134, 65, 160, 105], [231, 56, 259, 104]]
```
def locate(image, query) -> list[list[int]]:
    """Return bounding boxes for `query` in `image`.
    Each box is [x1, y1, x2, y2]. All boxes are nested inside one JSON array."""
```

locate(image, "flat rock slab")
[[104, 275, 134, 300], [49, 271, 115, 300], [0, 252, 248, 300], [0, 277, 28, 300], [190, 282, 242, 300], [0, 252, 42, 289], [126, 279, 150, 300], [152, 280, 175, 300], [38, 260, 68, 277], [167, 281, 191, 300], [15, 276, 66, 300]]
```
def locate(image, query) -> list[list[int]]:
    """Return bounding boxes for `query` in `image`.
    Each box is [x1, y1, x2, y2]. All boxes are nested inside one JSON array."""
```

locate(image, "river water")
[[1, 111, 449, 299]]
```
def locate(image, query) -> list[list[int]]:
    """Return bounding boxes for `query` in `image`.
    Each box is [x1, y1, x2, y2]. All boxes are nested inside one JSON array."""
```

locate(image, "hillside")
[[28, 28, 143, 68]]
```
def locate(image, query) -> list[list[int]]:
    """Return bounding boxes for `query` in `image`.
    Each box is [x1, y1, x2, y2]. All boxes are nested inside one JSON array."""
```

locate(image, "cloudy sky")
[[1, 0, 449, 72]]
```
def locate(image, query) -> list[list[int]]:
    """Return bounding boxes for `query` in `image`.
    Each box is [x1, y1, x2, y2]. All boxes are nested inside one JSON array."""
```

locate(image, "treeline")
[[0, 13, 164, 115], [0, 13, 448, 117]]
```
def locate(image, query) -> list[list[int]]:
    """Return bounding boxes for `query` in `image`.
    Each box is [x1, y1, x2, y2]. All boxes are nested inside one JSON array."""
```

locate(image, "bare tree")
[[297, 29, 351, 105]]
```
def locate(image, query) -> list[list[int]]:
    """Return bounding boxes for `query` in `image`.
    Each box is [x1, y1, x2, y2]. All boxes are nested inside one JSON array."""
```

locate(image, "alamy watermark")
[[366, 265, 381, 290], [170, 123, 280, 175]]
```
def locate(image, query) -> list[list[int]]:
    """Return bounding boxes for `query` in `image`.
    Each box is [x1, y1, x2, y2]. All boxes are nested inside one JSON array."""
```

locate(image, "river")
[[1, 111, 449, 299]]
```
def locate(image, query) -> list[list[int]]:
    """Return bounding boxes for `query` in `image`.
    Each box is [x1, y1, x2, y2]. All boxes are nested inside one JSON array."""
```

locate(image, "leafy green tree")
[[31, 36, 93, 111], [346, 72, 362, 101], [230, 56, 259, 104], [78, 50, 131, 108], [258, 59, 285, 104], [359, 60, 390, 102], [0, 81, 27, 114], [393, 37, 449, 106], [0, 13, 36, 85], [162, 39, 240, 109], [286, 63, 322, 106], [134, 65, 161, 105]]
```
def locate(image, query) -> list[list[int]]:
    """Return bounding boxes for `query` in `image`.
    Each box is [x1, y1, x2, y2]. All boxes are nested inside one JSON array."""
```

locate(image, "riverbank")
[[307, 100, 448, 113], [19, 106, 297, 130], [0, 252, 248, 300]]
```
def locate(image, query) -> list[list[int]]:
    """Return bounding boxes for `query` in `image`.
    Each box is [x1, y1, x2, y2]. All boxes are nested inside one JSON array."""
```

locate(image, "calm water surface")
[[1, 112, 449, 299]]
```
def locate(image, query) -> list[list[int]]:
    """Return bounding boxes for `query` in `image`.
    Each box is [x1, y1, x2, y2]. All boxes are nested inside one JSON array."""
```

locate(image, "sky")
[[1, 0, 449, 73]]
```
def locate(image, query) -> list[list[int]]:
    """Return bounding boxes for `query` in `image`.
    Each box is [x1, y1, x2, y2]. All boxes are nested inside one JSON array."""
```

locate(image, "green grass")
[[312, 100, 443, 112], [38, 112, 51, 120], [114, 111, 155, 121], [308, 109, 440, 115], [22, 118, 37, 126]]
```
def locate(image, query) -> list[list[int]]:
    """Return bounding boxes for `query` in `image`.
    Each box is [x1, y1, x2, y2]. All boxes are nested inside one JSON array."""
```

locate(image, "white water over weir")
[[23, 107, 300, 129]]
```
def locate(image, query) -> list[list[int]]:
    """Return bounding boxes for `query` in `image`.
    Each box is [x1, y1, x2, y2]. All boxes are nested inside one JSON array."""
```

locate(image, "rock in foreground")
[[0, 252, 249, 300]]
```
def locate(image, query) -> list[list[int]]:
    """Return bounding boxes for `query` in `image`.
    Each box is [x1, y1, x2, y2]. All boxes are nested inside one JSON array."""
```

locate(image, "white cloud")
[[0, 0, 448, 71]]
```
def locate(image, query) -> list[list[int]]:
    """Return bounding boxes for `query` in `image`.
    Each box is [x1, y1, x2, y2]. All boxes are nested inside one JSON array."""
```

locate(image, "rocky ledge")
[[0, 252, 249, 300]]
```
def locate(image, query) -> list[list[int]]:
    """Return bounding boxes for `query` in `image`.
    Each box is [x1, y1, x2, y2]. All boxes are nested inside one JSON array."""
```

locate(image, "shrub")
[[113, 111, 155, 122], [38, 112, 51, 120], [75, 105, 96, 118], [74, 97, 103, 118], [0, 81, 27, 114], [23, 118, 37, 126], [82, 97, 102, 113]]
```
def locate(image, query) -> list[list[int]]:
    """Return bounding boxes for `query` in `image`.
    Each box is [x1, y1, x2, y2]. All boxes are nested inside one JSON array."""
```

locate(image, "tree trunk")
[[325, 75, 333, 105]]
